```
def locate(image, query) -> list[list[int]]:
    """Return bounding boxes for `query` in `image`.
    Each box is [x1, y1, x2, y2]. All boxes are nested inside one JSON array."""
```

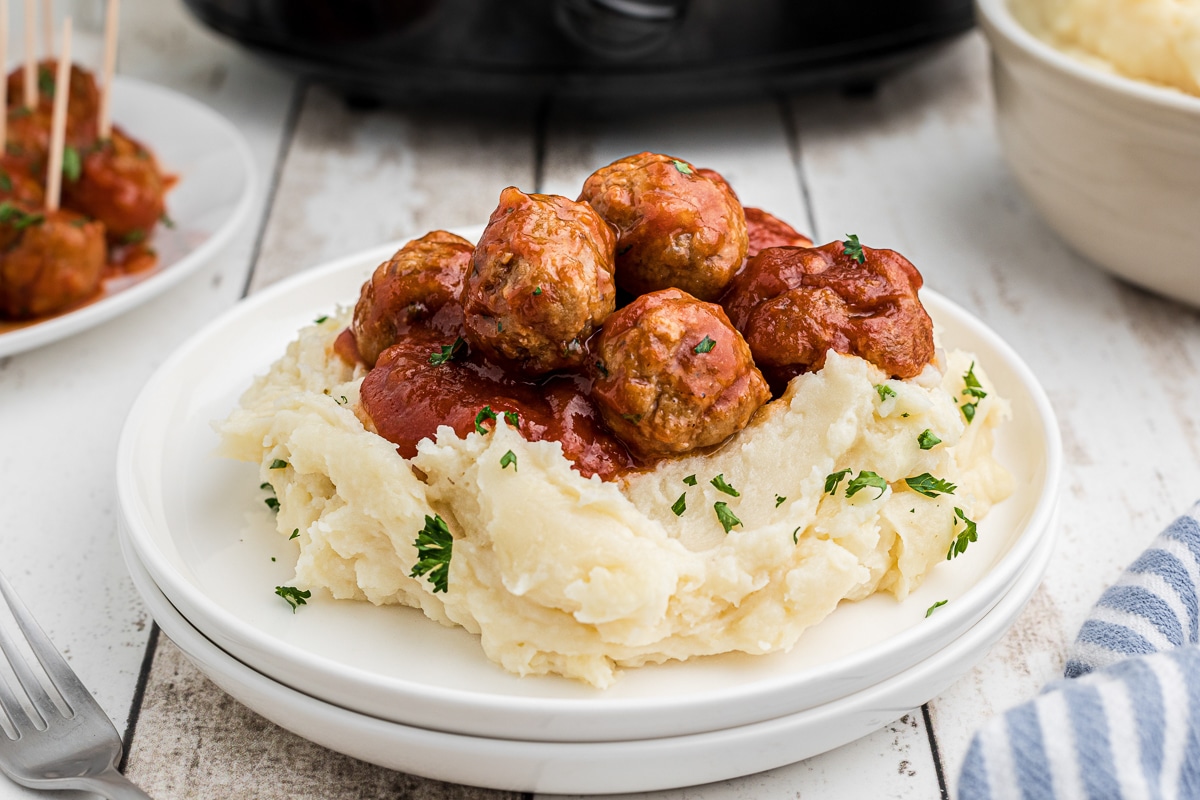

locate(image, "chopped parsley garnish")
[[260, 482, 271, 490], [62, 145, 81, 182], [37, 66, 53, 97], [121, 228, 147, 245], [0, 201, 43, 230], [429, 336, 466, 366], [160, 212, 176, 229], [792, 526, 801, 544], [672, 159, 693, 175], [846, 470, 888, 499], [710, 474, 740, 497], [917, 429, 942, 450], [825, 468, 852, 495], [925, 600, 948, 618], [269, 459, 288, 469], [0, 171, 11, 192], [500, 450, 518, 471], [313, 315, 328, 324], [474, 405, 518, 434], [533, 286, 543, 296], [683, 474, 698, 486], [594, 360, 609, 378], [264, 497, 279, 511], [694, 335, 716, 354], [775, 495, 787, 507], [671, 493, 687, 516], [960, 362, 987, 423], [874, 384, 896, 402], [842, 233, 865, 264], [621, 413, 643, 425], [905, 473, 957, 497], [714, 501, 742, 533], [289, 529, 300, 540], [946, 507, 978, 560], [410, 514, 453, 593], [274, 585, 311, 613], [334, 395, 349, 405]]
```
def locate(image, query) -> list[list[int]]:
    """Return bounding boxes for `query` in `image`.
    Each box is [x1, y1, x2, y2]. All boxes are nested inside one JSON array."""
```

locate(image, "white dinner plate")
[[0, 76, 256, 357], [116, 243, 1061, 743], [120, 511, 1055, 795]]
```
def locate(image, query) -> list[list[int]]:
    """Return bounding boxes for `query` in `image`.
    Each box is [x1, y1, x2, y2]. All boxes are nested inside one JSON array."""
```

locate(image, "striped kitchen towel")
[[958, 502, 1200, 800]]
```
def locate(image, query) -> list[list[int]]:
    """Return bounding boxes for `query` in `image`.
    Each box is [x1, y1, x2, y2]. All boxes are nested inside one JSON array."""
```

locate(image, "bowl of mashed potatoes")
[[976, 0, 1200, 307]]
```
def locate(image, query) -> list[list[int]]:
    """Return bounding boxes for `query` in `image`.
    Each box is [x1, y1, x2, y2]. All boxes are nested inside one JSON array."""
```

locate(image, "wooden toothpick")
[[0, 0, 9, 154], [21, 0, 34, 109], [44, 15, 69, 211], [97, 0, 118, 139], [40, 0, 48, 55]]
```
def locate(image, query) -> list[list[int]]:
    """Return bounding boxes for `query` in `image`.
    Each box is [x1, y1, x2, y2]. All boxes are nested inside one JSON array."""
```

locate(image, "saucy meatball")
[[62, 126, 168, 245], [463, 186, 617, 376], [6, 61, 100, 143], [579, 152, 747, 301], [591, 288, 770, 459], [0, 207, 106, 319], [0, 156, 45, 207], [351, 230, 473, 367], [721, 240, 934, 390], [744, 207, 813, 259]]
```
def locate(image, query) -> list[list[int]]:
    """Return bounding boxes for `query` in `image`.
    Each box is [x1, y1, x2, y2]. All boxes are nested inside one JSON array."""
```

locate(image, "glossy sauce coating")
[[0, 209, 106, 319], [744, 207, 813, 259], [721, 241, 934, 391], [359, 328, 637, 481], [63, 126, 169, 245]]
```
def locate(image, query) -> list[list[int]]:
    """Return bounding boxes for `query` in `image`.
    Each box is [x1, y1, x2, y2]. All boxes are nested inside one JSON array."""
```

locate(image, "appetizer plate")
[[119, 516, 1054, 794], [116, 242, 1061, 743], [0, 76, 256, 357]]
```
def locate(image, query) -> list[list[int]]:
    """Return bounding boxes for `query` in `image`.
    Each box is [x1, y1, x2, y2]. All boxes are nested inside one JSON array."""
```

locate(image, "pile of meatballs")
[[345, 152, 934, 480]]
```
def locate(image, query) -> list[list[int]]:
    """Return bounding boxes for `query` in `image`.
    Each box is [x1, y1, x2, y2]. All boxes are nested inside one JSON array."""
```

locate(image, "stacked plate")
[[116, 244, 1062, 795]]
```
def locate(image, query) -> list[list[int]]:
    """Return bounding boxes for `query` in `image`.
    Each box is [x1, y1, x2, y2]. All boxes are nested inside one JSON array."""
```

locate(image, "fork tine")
[[0, 663, 37, 736], [0, 570, 76, 725]]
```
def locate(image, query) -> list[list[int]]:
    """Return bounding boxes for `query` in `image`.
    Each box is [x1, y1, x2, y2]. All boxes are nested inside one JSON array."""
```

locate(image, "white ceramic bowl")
[[976, 0, 1200, 307]]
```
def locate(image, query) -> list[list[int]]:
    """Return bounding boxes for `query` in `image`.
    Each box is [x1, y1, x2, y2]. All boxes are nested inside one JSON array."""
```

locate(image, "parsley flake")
[[846, 470, 888, 499], [37, 66, 53, 97], [269, 459, 288, 470], [683, 474, 698, 486], [429, 336, 466, 366], [905, 473, 957, 497], [0, 171, 11, 192], [410, 514, 453, 593], [842, 233, 866, 264], [289, 529, 300, 540], [533, 286, 543, 296], [671, 493, 687, 516], [275, 585, 311, 613], [946, 507, 978, 560], [160, 212, 176, 229], [792, 526, 801, 544], [0, 201, 43, 230], [960, 362, 987, 423], [714, 501, 742, 533], [694, 335, 716, 354], [672, 159, 694, 175], [710, 474, 740, 497], [265, 497, 280, 511], [595, 360, 609, 378], [474, 405, 519, 434], [62, 145, 81, 182], [825, 468, 852, 495], [925, 599, 948, 618], [918, 430, 942, 450], [775, 495, 787, 507], [500, 450, 518, 471], [313, 315, 329, 324], [874, 384, 896, 402], [121, 228, 147, 245]]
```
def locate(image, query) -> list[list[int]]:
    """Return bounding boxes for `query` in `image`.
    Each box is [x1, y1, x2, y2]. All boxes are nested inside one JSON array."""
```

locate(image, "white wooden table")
[[3, 3, 1197, 798]]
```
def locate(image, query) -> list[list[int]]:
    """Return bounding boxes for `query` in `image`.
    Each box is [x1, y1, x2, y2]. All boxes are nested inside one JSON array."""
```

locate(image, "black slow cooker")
[[183, 0, 973, 106]]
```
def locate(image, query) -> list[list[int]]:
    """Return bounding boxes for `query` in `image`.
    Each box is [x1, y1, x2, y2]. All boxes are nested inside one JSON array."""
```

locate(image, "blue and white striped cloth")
[[959, 502, 1200, 800]]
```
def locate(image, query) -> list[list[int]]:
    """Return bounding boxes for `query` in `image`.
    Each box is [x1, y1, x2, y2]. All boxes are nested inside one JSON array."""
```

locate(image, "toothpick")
[[40, 0, 48, 55], [44, 16, 69, 211], [0, 0, 8, 153], [21, 0, 33, 108], [97, 0, 118, 139]]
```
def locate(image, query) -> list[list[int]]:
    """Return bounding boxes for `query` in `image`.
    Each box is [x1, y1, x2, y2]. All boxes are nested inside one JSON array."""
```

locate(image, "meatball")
[[579, 152, 747, 301], [351, 230, 473, 366], [721, 240, 934, 389], [62, 126, 169, 245], [0, 207, 106, 319], [0, 156, 45, 207], [6, 61, 100, 144], [463, 186, 617, 376], [744, 207, 813, 259], [591, 288, 770, 459]]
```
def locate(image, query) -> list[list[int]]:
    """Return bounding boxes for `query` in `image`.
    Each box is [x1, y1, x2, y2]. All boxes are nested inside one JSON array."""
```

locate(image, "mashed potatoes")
[[219, 310, 1012, 688], [1012, 0, 1200, 97]]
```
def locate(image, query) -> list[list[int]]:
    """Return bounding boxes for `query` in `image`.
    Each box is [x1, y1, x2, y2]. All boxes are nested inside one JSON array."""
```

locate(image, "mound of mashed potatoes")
[[1012, 0, 1200, 97], [219, 310, 1012, 688]]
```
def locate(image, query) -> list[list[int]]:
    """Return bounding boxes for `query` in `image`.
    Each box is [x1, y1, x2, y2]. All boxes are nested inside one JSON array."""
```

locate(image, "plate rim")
[[116, 239, 1064, 739], [0, 75, 258, 358]]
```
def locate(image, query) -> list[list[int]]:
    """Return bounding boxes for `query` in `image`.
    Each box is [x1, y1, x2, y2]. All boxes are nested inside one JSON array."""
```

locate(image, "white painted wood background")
[[2, 1, 1198, 798]]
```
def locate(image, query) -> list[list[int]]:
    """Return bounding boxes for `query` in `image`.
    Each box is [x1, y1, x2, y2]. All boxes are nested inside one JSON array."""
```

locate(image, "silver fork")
[[0, 569, 152, 798]]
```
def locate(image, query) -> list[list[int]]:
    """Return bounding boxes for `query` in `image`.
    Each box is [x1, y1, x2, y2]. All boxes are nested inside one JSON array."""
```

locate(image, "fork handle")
[[85, 766, 155, 799]]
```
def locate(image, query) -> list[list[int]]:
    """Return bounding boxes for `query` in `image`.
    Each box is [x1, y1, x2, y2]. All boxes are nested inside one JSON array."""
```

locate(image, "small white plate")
[[119, 513, 1055, 795], [0, 76, 256, 357], [116, 245, 1061, 743]]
